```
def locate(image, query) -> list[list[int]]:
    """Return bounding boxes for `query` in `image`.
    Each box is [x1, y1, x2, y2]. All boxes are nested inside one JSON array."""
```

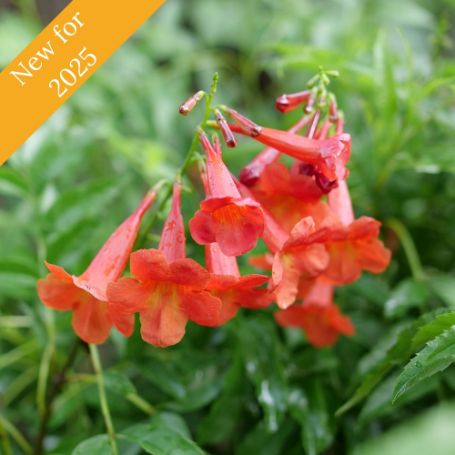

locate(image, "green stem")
[[0, 414, 32, 455], [178, 71, 219, 178], [137, 72, 219, 248], [386, 218, 425, 281], [0, 415, 13, 455], [89, 345, 118, 455], [34, 339, 81, 455]]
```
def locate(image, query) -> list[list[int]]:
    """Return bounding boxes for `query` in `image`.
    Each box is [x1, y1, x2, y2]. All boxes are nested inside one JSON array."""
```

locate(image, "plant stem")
[[0, 414, 13, 455], [34, 339, 82, 455], [89, 345, 118, 455], [0, 413, 32, 455], [386, 218, 425, 281], [178, 71, 219, 178], [137, 72, 219, 248]]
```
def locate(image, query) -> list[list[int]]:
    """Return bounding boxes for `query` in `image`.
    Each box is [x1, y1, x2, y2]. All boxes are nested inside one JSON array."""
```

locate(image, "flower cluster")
[[37, 73, 391, 348]]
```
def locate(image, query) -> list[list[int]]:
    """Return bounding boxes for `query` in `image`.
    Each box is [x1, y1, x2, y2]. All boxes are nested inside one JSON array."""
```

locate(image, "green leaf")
[[0, 167, 28, 197], [393, 327, 455, 402], [238, 317, 288, 432], [288, 382, 334, 455], [43, 178, 123, 233], [142, 351, 223, 412], [337, 314, 435, 415], [429, 275, 455, 308], [236, 419, 295, 455], [0, 258, 38, 300], [121, 412, 205, 455], [353, 403, 455, 455], [411, 311, 455, 349], [72, 435, 111, 455], [384, 279, 428, 319], [197, 351, 247, 445], [104, 371, 137, 396]]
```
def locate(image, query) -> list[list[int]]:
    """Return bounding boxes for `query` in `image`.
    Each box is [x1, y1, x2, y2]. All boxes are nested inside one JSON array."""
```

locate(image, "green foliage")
[[1, 0, 455, 454]]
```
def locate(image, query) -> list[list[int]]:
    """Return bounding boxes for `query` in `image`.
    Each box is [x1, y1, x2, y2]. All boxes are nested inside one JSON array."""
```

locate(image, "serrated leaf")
[[337, 314, 436, 415], [411, 311, 455, 349], [393, 327, 455, 402]]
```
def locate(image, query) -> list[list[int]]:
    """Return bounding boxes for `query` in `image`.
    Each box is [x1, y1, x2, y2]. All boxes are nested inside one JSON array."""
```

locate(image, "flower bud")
[[214, 109, 237, 148], [179, 90, 205, 115], [275, 90, 312, 113]]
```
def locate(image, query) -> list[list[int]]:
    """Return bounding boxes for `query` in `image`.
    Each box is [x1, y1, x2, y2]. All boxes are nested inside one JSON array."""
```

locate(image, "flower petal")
[[109, 307, 135, 337], [72, 298, 112, 344], [77, 191, 156, 300], [37, 273, 82, 311], [130, 249, 170, 282], [189, 210, 216, 245], [181, 291, 222, 327], [271, 252, 301, 309], [212, 201, 264, 256], [107, 277, 153, 313], [139, 290, 188, 348], [169, 258, 210, 287]]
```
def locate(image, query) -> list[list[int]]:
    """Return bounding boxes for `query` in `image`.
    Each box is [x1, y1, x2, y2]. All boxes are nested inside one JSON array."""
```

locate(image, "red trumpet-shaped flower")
[[246, 161, 332, 232], [226, 108, 351, 182], [275, 279, 355, 347], [205, 242, 272, 324], [189, 131, 264, 256], [37, 191, 157, 344], [238, 182, 329, 309], [239, 114, 312, 186], [244, 177, 391, 307], [108, 183, 222, 348], [321, 180, 391, 283]]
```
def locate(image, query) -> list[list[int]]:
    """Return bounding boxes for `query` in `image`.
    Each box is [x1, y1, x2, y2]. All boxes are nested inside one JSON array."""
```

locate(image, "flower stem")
[[89, 344, 118, 455], [137, 72, 219, 248], [178, 72, 219, 178], [386, 218, 425, 281]]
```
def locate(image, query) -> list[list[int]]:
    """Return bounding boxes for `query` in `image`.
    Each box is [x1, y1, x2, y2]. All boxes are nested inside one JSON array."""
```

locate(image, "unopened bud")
[[275, 90, 311, 113], [214, 109, 237, 148], [179, 90, 205, 115], [221, 106, 262, 137]]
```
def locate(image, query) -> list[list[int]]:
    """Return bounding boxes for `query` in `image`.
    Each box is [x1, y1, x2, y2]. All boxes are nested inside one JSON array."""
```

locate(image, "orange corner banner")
[[0, 0, 167, 165]]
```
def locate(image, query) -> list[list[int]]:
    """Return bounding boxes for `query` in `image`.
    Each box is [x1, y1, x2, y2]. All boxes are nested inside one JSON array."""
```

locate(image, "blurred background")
[[0, 0, 455, 454]]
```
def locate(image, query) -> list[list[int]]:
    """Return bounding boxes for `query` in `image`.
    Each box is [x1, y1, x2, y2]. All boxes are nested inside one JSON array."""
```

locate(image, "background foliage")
[[1, 0, 455, 454]]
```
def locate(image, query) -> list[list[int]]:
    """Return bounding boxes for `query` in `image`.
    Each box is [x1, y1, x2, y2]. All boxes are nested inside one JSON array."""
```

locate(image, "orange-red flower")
[[275, 90, 312, 113], [275, 279, 355, 347], [246, 161, 331, 232], [239, 115, 311, 186], [189, 131, 264, 256], [241, 179, 390, 308], [108, 183, 222, 348], [226, 108, 351, 182], [205, 242, 272, 324], [37, 191, 157, 344]]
